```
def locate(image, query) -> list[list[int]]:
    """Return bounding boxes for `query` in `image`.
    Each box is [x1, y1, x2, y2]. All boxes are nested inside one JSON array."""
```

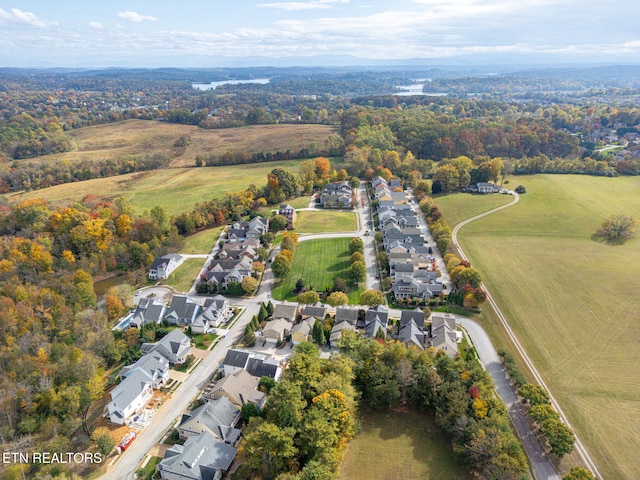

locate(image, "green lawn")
[[286, 196, 313, 209], [433, 191, 512, 228], [272, 238, 363, 303], [7, 159, 308, 217], [294, 210, 357, 234], [136, 456, 162, 480], [179, 226, 223, 254], [164, 258, 204, 293], [437, 174, 640, 480], [339, 408, 471, 480]]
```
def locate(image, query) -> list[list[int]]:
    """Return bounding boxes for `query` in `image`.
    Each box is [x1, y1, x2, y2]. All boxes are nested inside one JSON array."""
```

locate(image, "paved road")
[[99, 300, 259, 480], [451, 192, 602, 480]]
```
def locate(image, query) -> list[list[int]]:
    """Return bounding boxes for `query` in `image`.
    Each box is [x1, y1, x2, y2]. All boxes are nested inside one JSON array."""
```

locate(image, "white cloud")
[[0, 7, 57, 27], [89, 21, 104, 29], [258, 0, 348, 11], [117, 11, 157, 23]]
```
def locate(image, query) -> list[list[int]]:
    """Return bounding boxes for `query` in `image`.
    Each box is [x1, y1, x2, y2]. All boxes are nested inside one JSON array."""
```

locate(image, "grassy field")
[[339, 408, 471, 480], [179, 226, 223, 254], [295, 210, 357, 234], [432, 191, 512, 227], [164, 258, 204, 293], [24, 119, 338, 168], [437, 174, 640, 480], [7, 160, 307, 217], [272, 238, 363, 303]]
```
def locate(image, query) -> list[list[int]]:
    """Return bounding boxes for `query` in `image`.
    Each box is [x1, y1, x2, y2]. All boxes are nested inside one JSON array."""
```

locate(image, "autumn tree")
[[595, 214, 639, 243], [269, 214, 289, 233], [241, 276, 258, 294], [92, 427, 116, 456], [563, 467, 596, 480], [359, 289, 384, 307], [349, 237, 364, 254], [272, 253, 292, 279], [243, 418, 298, 479], [327, 291, 349, 307], [297, 290, 320, 305], [348, 260, 366, 285]]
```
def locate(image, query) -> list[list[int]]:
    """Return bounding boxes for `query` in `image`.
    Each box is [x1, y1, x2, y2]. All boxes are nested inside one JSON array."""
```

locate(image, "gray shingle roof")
[[159, 431, 237, 479]]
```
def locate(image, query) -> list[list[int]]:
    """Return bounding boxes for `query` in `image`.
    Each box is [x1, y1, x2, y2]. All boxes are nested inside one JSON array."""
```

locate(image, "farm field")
[[272, 237, 363, 303], [295, 210, 357, 234], [179, 226, 223, 254], [21, 119, 338, 167], [164, 258, 204, 293], [6, 159, 307, 217], [437, 174, 640, 480], [339, 408, 470, 480]]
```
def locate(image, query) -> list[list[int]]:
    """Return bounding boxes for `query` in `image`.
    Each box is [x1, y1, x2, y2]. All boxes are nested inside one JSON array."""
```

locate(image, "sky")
[[1, 0, 639, 68]]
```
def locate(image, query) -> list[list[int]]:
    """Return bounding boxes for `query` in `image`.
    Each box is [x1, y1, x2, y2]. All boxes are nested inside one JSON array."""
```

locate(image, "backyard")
[[272, 237, 363, 303], [339, 408, 471, 480], [436, 174, 640, 479]]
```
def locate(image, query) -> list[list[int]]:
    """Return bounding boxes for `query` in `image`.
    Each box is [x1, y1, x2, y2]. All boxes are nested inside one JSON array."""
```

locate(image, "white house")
[[149, 253, 184, 280]]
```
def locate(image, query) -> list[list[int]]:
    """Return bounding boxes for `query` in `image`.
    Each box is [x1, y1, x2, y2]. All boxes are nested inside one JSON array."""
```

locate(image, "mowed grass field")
[[6, 160, 307, 217], [339, 409, 471, 480], [437, 175, 640, 480], [295, 210, 357, 234], [272, 237, 363, 303], [432, 191, 512, 227], [25, 119, 338, 168], [164, 258, 204, 293], [179, 226, 223, 254]]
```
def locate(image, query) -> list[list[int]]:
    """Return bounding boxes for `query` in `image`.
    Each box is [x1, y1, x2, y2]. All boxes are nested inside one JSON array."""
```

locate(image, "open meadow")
[[437, 174, 640, 480], [6, 160, 307, 217], [339, 408, 471, 480], [179, 226, 223, 254], [22, 119, 338, 168], [294, 210, 357, 234], [272, 237, 363, 303]]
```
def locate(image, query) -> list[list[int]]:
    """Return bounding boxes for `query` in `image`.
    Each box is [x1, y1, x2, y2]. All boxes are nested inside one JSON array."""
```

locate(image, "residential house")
[[272, 301, 298, 322], [262, 317, 291, 343], [149, 253, 184, 280], [320, 181, 352, 208], [391, 278, 442, 300], [291, 317, 315, 344], [141, 328, 192, 365], [389, 178, 403, 190], [300, 302, 327, 321], [371, 176, 387, 189], [165, 295, 202, 326], [428, 313, 459, 357], [177, 397, 241, 444], [398, 320, 426, 349], [204, 369, 266, 409], [364, 305, 389, 339], [335, 306, 360, 326], [278, 204, 296, 229], [124, 298, 167, 330], [400, 308, 426, 329], [106, 369, 153, 425], [192, 295, 232, 334], [157, 431, 237, 480], [329, 320, 356, 347], [476, 182, 500, 194], [120, 352, 170, 390], [221, 350, 251, 376]]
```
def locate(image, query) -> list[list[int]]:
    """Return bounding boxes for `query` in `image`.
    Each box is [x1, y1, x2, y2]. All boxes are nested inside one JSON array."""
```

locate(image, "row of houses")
[[116, 294, 232, 334], [106, 329, 192, 425], [200, 217, 269, 290], [372, 176, 445, 301], [319, 180, 353, 208]]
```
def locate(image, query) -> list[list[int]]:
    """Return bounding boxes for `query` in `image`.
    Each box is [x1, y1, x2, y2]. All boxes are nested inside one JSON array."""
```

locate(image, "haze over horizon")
[[1, 0, 639, 68]]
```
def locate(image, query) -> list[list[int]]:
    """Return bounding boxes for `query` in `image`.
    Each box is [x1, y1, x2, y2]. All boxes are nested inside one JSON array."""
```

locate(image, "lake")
[[192, 78, 271, 90]]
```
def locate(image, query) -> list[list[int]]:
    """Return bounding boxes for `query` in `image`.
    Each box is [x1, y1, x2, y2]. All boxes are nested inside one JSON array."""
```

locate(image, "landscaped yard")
[[437, 174, 640, 480], [179, 226, 223, 254], [136, 456, 162, 480], [164, 258, 204, 293], [272, 238, 363, 303], [295, 210, 357, 234], [339, 408, 471, 480]]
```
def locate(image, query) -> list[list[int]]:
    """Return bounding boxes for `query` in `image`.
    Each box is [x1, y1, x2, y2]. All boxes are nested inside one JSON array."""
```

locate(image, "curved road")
[[452, 193, 602, 480]]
